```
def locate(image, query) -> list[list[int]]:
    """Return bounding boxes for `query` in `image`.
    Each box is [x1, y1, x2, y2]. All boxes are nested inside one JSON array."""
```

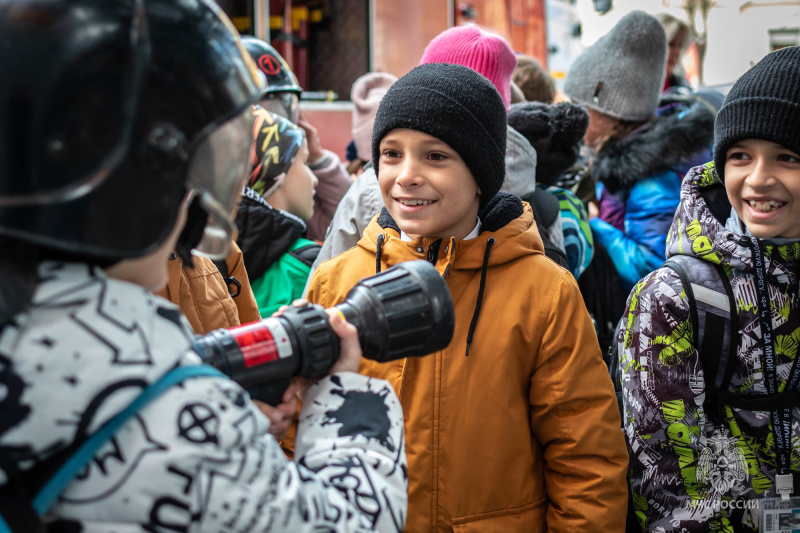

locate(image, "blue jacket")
[[589, 94, 715, 291]]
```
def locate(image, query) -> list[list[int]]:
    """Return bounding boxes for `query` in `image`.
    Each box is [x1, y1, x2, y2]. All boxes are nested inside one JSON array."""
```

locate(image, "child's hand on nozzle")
[[294, 309, 362, 398], [272, 301, 363, 400], [252, 380, 299, 442], [324, 309, 362, 375]]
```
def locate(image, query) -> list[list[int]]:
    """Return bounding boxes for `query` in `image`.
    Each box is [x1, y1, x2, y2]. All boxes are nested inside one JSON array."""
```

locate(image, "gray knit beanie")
[[714, 46, 800, 180], [372, 63, 507, 208], [564, 11, 667, 121]]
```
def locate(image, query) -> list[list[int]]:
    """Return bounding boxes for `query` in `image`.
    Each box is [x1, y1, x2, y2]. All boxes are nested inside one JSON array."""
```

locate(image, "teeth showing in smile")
[[398, 199, 434, 206], [748, 199, 786, 212]]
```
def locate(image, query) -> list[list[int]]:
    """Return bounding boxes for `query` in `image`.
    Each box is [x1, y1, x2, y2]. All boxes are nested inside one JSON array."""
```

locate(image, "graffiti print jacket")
[[0, 261, 407, 532], [307, 192, 628, 533], [619, 163, 800, 532]]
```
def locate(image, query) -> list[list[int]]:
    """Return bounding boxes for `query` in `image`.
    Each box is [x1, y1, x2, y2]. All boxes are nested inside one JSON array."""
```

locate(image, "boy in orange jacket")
[[305, 62, 628, 532]]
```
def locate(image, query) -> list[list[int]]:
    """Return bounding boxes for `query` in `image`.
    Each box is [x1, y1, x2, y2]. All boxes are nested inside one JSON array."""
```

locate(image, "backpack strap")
[[523, 188, 560, 229], [520, 191, 569, 269], [664, 256, 738, 401], [609, 257, 737, 429], [666, 256, 800, 412], [287, 239, 321, 268], [0, 365, 224, 533]]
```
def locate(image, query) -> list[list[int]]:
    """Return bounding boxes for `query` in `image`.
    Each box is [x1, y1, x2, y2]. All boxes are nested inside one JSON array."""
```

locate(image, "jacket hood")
[[666, 162, 800, 279], [234, 186, 307, 281], [592, 95, 715, 194], [361, 191, 540, 272], [503, 125, 538, 198]]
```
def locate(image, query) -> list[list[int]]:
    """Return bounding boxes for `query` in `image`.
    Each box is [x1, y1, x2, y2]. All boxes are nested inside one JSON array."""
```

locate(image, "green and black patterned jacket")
[[620, 162, 800, 532]]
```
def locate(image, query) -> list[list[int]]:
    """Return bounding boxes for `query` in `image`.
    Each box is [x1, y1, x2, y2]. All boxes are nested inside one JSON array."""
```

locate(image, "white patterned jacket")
[[0, 262, 407, 532]]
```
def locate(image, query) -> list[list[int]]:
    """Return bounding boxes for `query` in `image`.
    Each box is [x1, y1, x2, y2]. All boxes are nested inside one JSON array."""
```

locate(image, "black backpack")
[[578, 241, 629, 362]]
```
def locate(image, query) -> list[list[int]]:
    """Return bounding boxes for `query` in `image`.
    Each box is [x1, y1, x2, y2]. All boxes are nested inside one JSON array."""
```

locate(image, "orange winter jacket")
[[157, 241, 261, 335], [306, 194, 628, 532]]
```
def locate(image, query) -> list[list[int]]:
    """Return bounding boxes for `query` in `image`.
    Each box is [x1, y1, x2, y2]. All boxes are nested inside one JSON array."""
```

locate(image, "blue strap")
[[32, 365, 224, 517], [0, 513, 11, 533]]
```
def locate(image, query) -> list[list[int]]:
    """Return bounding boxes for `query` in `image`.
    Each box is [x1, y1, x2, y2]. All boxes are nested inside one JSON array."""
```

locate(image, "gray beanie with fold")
[[564, 11, 667, 122]]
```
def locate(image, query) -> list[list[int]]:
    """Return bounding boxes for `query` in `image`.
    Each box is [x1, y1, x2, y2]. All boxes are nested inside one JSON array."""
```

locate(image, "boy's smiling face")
[[378, 129, 481, 240], [725, 139, 800, 240]]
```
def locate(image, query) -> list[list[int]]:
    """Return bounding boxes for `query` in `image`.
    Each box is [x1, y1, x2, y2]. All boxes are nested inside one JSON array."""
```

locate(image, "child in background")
[[655, 12, 693, 94], [241, 36, 351, 241], [512, 54, 556, 104], [563, 11, 715, 292], [507, 101, 594, 278], [619, 46, 800, 532], [235, 106, 320, 317], [306, 62, 628, 532], [348, 71, 398, 178]]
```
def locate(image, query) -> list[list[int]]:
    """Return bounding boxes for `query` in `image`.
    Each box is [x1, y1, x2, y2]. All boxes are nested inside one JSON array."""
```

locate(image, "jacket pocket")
[[450, 499, 546, 532]]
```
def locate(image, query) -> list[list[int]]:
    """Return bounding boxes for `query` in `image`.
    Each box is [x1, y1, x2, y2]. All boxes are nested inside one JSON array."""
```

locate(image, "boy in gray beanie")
[[303, 61, 629, 533]]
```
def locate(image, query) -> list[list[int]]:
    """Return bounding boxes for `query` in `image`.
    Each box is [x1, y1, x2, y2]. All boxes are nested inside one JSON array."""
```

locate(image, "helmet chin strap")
[[175, 195, 208, 268], [0, 239, 39, 327]]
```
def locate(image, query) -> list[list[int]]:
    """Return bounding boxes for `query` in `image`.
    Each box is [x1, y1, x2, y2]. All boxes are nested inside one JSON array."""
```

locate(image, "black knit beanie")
[[371, 63, 507, 208], [714, 46, 800, 180], [507, 101, 589, 186]]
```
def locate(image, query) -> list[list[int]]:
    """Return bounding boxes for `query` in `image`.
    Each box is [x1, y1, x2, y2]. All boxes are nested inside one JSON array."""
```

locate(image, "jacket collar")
[[366, 192, 538, 357], [364, 192, 539, 272], [234, 187, 307, 281], [667, 162, 800, 280]]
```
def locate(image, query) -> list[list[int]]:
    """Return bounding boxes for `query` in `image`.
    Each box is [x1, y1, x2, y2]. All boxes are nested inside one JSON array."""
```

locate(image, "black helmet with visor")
[[0, 0, 262, 261], [241, 36, 302, 123]]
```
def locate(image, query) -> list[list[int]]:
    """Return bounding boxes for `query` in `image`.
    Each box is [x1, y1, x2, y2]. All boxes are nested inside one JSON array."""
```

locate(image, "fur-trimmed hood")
[[592, 95, 715, 194]]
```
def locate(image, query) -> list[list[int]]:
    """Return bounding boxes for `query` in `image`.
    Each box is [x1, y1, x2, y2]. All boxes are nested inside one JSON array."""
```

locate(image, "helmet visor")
[[187, 107, 254, 258], [262, 92, 300, 124]]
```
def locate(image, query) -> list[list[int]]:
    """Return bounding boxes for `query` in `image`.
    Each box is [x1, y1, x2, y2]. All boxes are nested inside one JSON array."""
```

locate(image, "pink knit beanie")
[[351, 72, 398, 162], [420, 24, 516, 112]]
